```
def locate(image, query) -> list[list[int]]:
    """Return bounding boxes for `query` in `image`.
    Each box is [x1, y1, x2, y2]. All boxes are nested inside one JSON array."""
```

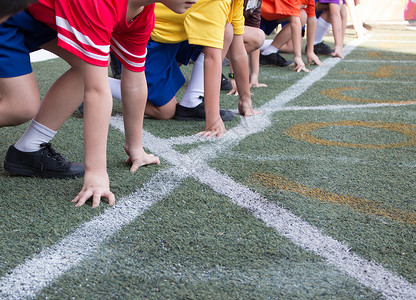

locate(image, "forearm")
[[83, 87, 112, 173], [306, 17, 317, 54], [120, 69, 146, 150], [202, 47, 222, 126], [289, 16, 302, 60], [229, 35, 250, 100], [249, 49, 260, 78]]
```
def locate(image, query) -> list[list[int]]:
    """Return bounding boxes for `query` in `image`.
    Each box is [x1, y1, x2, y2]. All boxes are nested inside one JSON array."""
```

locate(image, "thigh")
[[41, 39, 85, 69]]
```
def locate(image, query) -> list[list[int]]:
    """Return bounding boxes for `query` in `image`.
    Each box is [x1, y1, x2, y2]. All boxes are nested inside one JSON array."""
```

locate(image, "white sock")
[[14, 119, 56, 152], [109, 77, 122, 101], [261, 44, 279, 56], [260, 39, 273, 51], [180, 53, 205, 108], [314, 17, 331, 45]]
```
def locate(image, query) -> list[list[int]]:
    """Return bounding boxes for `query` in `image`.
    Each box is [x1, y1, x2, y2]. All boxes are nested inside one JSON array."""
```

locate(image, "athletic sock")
[[180, 53, 205, 108], [261, 44, 279, 56], [109, 77, 122, 102], [260, 39, 273, 51], [14, 119, 56, 152], [314, 17, 331, 45]]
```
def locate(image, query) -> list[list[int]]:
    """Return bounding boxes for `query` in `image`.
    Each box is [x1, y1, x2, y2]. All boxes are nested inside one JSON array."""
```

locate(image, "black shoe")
[[260, 52, 294, 67], [306, 42, 333, 55], [220, 74, 232, 91], [4, 143, 85, 179], [174, 101, 234, 122]]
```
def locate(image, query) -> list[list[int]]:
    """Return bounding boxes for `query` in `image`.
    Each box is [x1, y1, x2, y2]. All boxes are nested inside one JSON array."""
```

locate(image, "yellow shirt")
[[151, 0, 245, 49]]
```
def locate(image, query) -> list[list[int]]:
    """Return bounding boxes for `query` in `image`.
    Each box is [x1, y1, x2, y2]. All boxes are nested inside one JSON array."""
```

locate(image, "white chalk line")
[[320, 79, 415, 84], [0, 169, 187, 299], [369, 39, 416, 44], [342, 59, 416, 64], [1, 31, 415, 299], [221, 152, 416, 168]]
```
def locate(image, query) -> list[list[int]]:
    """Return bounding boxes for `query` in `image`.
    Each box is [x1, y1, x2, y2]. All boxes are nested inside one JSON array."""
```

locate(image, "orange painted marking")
[[252, 173, 416, 225], [340, 66, 416, 78], [321, 87, 416, 104], [285, 121, 416, 149]]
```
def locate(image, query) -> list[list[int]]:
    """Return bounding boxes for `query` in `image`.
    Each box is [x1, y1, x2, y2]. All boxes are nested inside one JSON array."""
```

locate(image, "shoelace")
[[39, 143, 65, 171]]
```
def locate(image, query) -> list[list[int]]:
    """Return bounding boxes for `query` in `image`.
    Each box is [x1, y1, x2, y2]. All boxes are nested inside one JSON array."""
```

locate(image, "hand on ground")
[[197, 118, 226, 138], [72, 171, 115, 208], [238, 100, 261, 117], [307, 53, 324, 66], [124, 146, 160, 173], [293, 57, 310, 73]]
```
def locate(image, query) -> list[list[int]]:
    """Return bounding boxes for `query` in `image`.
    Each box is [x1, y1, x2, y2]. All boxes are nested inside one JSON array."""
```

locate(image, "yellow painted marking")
[[340, 66, 416, 78], [321, 87, 416, 104], [285, 121, 416, 149], [368, 52, 413, 60], [252, 172, 416, 225]]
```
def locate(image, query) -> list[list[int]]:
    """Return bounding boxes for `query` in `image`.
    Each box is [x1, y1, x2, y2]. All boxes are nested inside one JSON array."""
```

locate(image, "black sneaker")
[[307, 42, 333, 55], [4, 143, 85, 179], [220, 74, 232, 91], [174, 101, 234, 122], [259, 52, 294, 67]]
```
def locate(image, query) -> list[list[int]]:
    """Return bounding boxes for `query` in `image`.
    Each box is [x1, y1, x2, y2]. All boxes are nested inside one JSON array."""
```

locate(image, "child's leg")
[[279, 10, 307, 53], [180, 52, 205, 108], [13, 39, 86, 153], [243, 26, 265, 54], [32, 40, 85, 131], [0, 74, 40, 127], [328, 2, 344, 58], [314, 12, 331, 45]]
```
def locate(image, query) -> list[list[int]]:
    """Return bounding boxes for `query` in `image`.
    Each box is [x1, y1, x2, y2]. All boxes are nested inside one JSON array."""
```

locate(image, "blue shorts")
[[145, 40, 202, 107], [0, 11, 57, 78]]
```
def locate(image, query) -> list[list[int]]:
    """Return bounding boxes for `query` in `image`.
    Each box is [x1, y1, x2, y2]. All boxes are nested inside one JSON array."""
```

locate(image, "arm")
[[120, 67, 160, 171], [197, 46, 226, 138], [289, 16, 309, 72], [248, 48, 267, 88], [228, 34, 260, 117], [305, 16, 323, 66], [72, 63, 115, 208]]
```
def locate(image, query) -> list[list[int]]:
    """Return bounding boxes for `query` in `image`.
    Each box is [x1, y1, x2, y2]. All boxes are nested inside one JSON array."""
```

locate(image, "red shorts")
[[261, 0, 301, 21]]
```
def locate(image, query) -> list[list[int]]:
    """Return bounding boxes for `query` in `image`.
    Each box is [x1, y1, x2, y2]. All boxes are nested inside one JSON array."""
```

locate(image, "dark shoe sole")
[[174, 109, 234, 122], [4, 161, 85, 179]]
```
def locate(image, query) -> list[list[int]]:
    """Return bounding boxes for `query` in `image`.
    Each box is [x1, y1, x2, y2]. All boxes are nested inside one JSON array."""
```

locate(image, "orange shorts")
[[261, 0, 301, 21]]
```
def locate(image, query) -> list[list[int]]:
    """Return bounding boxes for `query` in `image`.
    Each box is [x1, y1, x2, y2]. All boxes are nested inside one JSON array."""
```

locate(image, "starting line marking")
[[1, 33, 415, 300]]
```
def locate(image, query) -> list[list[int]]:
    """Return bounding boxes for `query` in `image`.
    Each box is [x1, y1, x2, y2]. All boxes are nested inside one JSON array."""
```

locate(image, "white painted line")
[[277, 102, 416, 112], [0, 169, 186, 299], [1, 28, 415, 300], [369, 40, 416, 44], [343, 60, 416, 63], [320, 79, 415, 84]]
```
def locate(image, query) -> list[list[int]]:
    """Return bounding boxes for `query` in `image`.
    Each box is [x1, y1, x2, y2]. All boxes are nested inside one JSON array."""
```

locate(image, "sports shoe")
[[220, 74, 232, 91], [259, 52, 294, 67], [4, 143, 85, 179], [306, 42, 333, 55], [174, 100, 234, 122]]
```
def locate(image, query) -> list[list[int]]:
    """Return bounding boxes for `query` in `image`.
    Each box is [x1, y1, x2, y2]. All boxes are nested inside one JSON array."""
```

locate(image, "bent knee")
[[3, 99, 40, 126]]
